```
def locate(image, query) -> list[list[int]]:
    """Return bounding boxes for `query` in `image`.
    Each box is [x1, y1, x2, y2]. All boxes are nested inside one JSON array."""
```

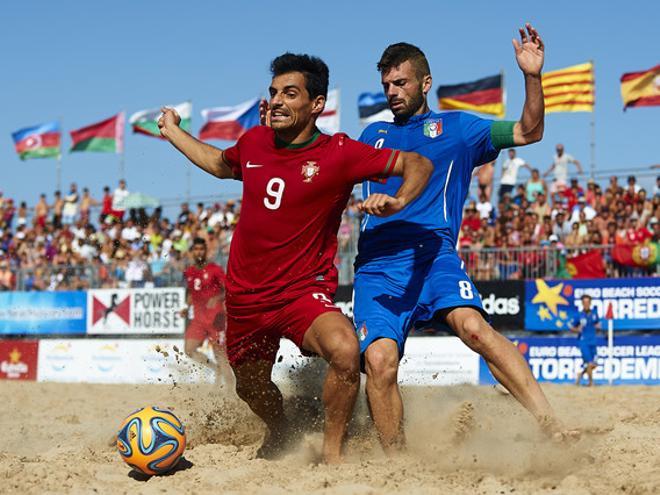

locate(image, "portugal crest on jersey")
[[301, 161, 320, 183], [423, 118, 443, 138]]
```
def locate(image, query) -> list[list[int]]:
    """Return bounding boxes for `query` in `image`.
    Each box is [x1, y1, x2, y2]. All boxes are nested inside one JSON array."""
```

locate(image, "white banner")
[[87, 288, 186, 335], [399, 337, 479, 386]]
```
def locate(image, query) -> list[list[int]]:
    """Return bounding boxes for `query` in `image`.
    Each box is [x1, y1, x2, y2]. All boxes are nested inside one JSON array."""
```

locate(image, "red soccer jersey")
[[183, 262, 226, 323], [222, 126, 399, 307]]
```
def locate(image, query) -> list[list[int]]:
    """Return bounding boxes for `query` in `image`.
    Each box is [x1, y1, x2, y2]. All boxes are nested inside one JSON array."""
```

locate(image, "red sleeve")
[[222, 144, 242, 180], [337, 134, 400, 184]]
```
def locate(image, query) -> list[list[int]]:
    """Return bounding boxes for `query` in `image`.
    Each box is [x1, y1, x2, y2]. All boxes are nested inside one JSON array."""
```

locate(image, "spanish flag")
[[542, 62, 594, 113], [436, 74, 504, 118], [620, 65, 660, 110]]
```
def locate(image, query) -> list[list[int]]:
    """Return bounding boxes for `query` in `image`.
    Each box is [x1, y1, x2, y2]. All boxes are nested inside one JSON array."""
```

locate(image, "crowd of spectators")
[[1, 145, 658, 291]]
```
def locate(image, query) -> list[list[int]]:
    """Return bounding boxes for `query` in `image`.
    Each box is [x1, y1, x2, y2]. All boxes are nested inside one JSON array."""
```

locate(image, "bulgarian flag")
[[129, 102, 191, 138], [11, 122, 61, 160], [70, 112, 125, 153]]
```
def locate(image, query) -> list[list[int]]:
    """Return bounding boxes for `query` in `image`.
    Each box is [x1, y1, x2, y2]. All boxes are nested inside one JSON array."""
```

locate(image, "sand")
[[1, 379, 658, 495]]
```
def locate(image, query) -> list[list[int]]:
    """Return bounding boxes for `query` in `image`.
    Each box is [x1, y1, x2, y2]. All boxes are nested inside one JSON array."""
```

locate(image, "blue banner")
[[0, 292, 86, 335], [524, 278, 660, 331], [480, 335, 660, 385]]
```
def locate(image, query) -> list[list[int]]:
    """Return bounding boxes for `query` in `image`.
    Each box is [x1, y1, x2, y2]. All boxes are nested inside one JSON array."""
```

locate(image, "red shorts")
[[185, 312, 226, 346], [225, 285, 341, 367]]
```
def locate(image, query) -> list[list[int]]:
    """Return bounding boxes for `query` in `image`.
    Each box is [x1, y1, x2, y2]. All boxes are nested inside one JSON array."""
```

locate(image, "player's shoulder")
[[238, 125, 273, 144], [359, 121, 393, 143], [183, 265, 193, 276]]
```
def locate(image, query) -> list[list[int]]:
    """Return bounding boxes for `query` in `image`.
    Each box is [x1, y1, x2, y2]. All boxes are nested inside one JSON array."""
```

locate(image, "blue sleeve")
[[569, 316, 579, 328], [358, 124, 377, 144], [459, 112, 500, 167]]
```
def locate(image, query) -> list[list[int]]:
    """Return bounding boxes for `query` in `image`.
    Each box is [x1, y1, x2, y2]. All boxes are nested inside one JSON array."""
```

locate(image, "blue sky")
[[2, 0, 658, 209]]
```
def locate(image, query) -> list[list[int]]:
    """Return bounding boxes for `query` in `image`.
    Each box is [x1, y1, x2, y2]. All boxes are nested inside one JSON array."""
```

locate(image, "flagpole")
[[186, 99, 192, 203], [57, 115, 63, 192], [590, 59, 596, 179], [500, 68, 506, 120], [118, 110, 126, 181]]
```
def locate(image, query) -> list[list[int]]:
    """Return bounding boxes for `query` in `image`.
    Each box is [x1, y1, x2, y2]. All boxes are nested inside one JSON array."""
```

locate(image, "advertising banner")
[[87, 288, 186, 334], [474, 280, 525, 330], [0, 340, 39, 380], [0, 291, 86, 335], [479, 335, 660, 385], [525, 278, 660, 331], [399, 337, 479, 385]]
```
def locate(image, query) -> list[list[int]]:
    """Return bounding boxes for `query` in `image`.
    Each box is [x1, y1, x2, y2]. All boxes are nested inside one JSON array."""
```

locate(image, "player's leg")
[[301, 311, 360, 464], [209, 313, 234, 388], [586, 363, 595, 386], [184, 333, 217, 371], [363, 338, 405, 452]]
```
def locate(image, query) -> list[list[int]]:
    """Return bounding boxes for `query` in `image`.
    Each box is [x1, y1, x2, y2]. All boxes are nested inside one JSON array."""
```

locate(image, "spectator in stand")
[[650, 217, 660, 241], [565, 221, 584, 248], [627, 218, 652, 244], [525, 168, 547, 202], [476, 191, 494, 221], [178, 203, 191, 224], [80, 187, 98, 224], [196, 202, 208, 223], [653, 176, 660, 199], [531, 191, 551, 219], [112, 179, 129, 221], [627, 175, 641, 194], [0, 257, 15, 290], [462, 202, 481, 232], [52, 191, 64, 229], [607, 175, 622, 196], [208, 203, 225, 228], [100, 186, 113, 223], [62, 183, 79, 225], [17, 201, 28, 227], [499, 148, 531, 201], [2, 199, 16, 229], [34, 194, 49, 228], [544, 143, 583, 193], [476, 160, 495, 202], [570, 196, 597, 225]]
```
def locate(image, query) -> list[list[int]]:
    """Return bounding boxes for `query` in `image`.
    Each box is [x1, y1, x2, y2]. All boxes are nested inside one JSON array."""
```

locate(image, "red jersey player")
[[158, 53, 432, 463], [180, 237, 233, 387]]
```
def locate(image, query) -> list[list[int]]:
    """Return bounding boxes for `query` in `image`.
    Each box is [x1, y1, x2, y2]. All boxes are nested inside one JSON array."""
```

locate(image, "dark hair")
[[270, 53, 329, 98], [581, 294, 592, 301], [377, 42, 430, 79], [192, 237, 206, 246]]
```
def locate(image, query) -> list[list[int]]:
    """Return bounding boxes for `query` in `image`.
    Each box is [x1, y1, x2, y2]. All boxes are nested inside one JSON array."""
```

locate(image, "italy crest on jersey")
[[423, 118, 443, 138], [301, 161, 320, 183]]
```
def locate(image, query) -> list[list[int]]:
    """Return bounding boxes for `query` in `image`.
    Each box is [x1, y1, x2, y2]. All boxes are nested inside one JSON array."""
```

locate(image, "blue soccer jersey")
[[570, 309, 600, 344], [357, 110, 499, 265], [353, 110, 504, 359]]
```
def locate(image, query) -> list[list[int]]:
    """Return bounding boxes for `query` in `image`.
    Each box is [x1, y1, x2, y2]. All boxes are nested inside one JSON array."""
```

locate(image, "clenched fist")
[[158, 107, 181, 139], [358, 194, 406, 217]]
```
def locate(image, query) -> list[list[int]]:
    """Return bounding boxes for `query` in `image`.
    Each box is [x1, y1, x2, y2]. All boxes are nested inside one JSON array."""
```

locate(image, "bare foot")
[[538, 415, 581, 442]]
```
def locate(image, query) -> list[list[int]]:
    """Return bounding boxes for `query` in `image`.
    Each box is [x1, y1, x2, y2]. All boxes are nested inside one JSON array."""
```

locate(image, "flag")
[[612, 241, 658, 267], [199, 98, 259, 141], [129, 102, 191, 138], [317, 89, 340, 134], [565, 250, 605, 279], [358, 92, 394, 125], [11, 122, 61, 160], [542, 62, 594, 113], [436, 74, 504, 117], [70, 112, 125, 153], [620, 64, 660, 110]]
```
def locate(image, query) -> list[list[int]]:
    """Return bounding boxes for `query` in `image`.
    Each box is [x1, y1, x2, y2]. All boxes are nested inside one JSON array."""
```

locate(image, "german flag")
[[542, 62, 594, 113], [436, 74, 504, 118], [620, 64, 660, 110]]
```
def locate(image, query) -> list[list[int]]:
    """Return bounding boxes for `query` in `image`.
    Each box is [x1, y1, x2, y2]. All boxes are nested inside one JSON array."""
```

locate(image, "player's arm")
[[179, 293, 192, 318], [158, 107, 235, 179], [510, 23, 545, 146], [568, 319, 580, 334], [572, 157, 584, 175], [360, 151, 433, 217]]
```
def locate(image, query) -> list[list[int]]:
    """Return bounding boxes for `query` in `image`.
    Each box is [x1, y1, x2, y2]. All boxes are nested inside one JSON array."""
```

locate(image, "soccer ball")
[[116, 406, 186, 475]]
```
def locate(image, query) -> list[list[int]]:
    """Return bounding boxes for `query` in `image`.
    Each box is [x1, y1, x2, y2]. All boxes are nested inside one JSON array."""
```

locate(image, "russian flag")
[[199, 98, 260, 141], [11, 121, 61, 160], [358, 92, 394, 125]]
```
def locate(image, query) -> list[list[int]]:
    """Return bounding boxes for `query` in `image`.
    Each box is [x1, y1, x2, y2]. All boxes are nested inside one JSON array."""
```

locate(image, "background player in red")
[[180, 237, 233, 387], [158, 53, 432, 463]]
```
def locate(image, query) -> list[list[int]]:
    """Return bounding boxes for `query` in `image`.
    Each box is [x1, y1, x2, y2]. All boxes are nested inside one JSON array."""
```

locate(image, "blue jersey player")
[[354, 24, 573, 451], [569, 295, 601, 387]]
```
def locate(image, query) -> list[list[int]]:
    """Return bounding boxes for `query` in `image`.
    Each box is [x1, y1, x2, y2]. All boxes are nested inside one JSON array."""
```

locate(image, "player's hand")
[[158, 107, 182, 139], [358, 194, 405, 217], [513, 23, 544, 76], [178, 307, 189, 318], [259, 99, 272, 127]]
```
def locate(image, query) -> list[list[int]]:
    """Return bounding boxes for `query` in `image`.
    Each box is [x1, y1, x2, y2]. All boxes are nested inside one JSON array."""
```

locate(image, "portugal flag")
[[542, 62, 594, 113], [436, 74, 504, 118], [565, 250, 605, 279], [620, 64, 660, 110], [70, 112, 125, 153]]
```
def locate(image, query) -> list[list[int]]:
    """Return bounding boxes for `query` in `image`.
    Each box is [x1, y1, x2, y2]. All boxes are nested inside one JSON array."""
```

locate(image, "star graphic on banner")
[[559, 310, 568, 320], [532, 279, 569, 316], [556, 320, 564, 328], [537, 306, 552, 321], [9, 348, 21, 364]]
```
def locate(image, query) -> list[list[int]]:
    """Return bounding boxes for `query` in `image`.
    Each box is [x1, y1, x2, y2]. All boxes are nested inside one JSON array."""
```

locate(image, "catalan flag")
[[620, 64, 660, 110], [542, 62, 594, 113], [436, 74, 504, 118]]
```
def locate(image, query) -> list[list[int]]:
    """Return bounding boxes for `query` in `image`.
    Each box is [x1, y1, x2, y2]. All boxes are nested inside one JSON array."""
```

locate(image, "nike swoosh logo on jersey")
[[246, 161, 263, 168]]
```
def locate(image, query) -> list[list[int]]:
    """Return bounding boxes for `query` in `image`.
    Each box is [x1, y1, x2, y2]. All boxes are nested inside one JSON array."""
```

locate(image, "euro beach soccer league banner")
[[0, 291, 86, 335], [524, 278, 660, 331], [87, 288, 185, 335], [479, 335, 660, 385]]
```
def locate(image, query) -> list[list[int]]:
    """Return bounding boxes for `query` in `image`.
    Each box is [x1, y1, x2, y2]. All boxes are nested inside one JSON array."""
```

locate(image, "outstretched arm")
[[512, 23, 545, 146], [359, 151, 433, 217], [158, 107, 235, 179], [573, 158, 584, 175]]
